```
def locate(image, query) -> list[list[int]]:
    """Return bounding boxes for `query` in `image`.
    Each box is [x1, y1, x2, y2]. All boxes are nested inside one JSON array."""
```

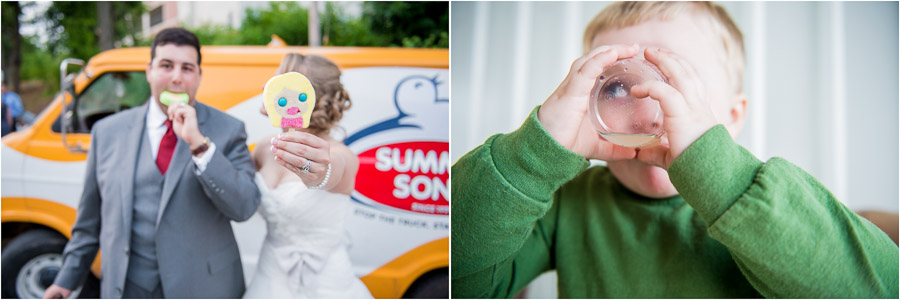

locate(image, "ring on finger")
[[301, 159, 311, 173]]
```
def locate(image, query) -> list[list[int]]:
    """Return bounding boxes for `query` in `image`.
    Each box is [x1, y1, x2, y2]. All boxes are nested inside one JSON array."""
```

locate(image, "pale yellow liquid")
[[599, 133, 659, 148]]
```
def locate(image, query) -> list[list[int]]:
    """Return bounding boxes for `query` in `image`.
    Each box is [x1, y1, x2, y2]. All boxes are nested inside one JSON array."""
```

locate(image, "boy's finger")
[[576, 48, 619, 85], [634, 144, 672, 170], [576, 44, 640, 78], [591, 142, 637, 161], [571, 45, 612, 73], [631, 81, 688, 119], [644, 48, 700, 103], [660, 49, 706, 104], [572, 44, 635, 72]]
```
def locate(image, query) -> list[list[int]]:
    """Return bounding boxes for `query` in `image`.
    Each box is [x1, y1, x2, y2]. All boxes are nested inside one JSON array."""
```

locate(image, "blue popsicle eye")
[[299, 93, 307, 102], [278, 97, 287, 107]]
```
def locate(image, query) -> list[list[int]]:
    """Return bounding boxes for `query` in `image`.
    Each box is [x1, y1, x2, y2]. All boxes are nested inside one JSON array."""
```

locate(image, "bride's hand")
[[271, 131, 332, 189]]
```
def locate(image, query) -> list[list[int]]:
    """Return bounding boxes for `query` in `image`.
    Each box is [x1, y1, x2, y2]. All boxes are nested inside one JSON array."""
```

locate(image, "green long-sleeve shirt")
[[451, 106, 898, 298]]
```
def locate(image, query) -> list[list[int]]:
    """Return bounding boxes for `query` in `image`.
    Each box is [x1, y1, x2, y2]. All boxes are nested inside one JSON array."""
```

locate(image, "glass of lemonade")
[[589, 56, 667, 148]]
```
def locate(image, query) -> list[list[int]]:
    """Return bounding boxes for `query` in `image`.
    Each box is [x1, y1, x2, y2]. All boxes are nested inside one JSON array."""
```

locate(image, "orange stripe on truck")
[[360, 237, 448, 298]]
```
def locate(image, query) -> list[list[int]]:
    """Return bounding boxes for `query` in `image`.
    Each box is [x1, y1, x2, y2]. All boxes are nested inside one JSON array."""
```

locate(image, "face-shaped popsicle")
[[263, 72, 316, 129]]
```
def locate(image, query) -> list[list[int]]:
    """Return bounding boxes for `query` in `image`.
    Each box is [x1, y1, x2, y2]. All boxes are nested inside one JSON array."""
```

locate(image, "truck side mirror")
[[59, 58, 87, 153]]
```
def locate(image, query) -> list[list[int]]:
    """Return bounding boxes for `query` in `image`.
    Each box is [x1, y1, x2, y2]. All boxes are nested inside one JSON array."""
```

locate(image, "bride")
[[243, 53, 373, 299]]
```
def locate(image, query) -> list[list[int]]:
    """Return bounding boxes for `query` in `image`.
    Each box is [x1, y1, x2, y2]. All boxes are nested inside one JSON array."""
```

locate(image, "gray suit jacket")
[[54, 101, 261, 298]]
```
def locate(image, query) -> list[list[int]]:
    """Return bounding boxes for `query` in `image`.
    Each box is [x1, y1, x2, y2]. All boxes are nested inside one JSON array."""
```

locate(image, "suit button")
[[124, 247, 129, 255]]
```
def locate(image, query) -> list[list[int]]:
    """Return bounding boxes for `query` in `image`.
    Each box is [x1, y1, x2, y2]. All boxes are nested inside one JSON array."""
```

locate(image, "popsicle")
[[160, 91, 189, 106], [263, 72, 316, 131]]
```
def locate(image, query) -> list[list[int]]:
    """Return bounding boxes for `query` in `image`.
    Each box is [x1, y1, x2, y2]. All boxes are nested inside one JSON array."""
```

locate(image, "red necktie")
[[156, 120, 176, 174]]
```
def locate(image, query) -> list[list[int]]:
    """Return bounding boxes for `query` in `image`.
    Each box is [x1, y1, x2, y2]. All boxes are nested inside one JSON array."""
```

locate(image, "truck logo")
[[346, 74, 449, 215]]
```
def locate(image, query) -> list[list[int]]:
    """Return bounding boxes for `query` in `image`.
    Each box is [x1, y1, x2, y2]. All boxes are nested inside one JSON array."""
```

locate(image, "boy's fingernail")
[[270, 137, 276, 145], [270, 145, 277, 153], [277, 133, 283, 139]]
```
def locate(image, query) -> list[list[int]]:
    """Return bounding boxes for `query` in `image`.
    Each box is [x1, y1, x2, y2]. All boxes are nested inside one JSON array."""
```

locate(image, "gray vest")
[[125, 133, 165, 292]]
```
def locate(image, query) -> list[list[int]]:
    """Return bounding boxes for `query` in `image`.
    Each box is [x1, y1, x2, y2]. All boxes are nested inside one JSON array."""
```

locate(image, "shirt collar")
[[146, 97, 169, 129]]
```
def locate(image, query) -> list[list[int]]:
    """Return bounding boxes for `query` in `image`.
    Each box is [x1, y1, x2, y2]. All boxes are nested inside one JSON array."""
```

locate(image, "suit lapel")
[[120, 103, 149, 232], [156, 102, 211, 227]]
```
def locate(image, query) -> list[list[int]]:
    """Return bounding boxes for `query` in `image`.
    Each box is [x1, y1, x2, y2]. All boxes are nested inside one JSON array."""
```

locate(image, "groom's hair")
[[151, 27, 202, 65]]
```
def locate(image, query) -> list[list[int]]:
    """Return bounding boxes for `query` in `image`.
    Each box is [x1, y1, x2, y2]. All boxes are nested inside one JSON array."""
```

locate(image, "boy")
[[451, 2, 898, 298]]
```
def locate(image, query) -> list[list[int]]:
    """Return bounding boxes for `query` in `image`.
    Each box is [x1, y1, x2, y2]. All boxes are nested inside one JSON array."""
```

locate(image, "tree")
[[2, 1, 23, 92], [97, 2, 114, 51], [239, 2, 309, 46], [320, 2, 381, 47], [190, 2, 448, 48], [44, 2, 144, 60], [362, 1, 449, 48]]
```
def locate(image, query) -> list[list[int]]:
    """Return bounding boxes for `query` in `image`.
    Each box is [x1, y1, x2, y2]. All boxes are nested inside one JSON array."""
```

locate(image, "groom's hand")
[[43, 284, 71, 299], [167, 102, 207, 153]]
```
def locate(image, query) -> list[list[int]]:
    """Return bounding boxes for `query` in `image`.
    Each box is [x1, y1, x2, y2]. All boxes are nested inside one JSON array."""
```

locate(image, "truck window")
[[53, 71, 151, 133]]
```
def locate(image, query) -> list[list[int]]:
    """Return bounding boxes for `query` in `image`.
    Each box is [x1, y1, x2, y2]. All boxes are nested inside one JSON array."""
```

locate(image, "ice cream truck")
[[1, 45, 449, 298]]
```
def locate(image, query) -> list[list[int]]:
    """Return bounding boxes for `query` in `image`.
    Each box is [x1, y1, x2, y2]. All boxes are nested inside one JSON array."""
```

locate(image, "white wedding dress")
[[244, 174, 373, 299]]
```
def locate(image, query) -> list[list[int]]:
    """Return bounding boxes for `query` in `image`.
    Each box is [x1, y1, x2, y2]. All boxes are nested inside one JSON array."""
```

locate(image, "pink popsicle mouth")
[[286, 107, 300, 115]]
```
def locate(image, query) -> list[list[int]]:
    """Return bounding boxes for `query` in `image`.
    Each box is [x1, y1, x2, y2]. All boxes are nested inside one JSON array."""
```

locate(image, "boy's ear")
[[724, 93, 748, 139]]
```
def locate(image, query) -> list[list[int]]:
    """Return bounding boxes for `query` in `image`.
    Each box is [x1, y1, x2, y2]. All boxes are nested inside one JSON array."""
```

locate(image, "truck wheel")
[[402, 268, 448, 298], [1, 229, 95, 298]]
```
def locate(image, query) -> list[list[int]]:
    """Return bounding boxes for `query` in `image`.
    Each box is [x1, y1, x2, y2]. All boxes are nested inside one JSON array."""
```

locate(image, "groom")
[[44, 28, 260, 298]]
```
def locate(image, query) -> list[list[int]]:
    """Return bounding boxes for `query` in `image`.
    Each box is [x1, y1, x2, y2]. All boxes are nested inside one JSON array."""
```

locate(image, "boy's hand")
[[538, 44, 640, 161], [630, 48, 719, 169]]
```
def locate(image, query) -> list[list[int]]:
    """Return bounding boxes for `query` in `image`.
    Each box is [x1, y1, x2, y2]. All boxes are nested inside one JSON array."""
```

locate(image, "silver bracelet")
[[309, 163, 331, 189]]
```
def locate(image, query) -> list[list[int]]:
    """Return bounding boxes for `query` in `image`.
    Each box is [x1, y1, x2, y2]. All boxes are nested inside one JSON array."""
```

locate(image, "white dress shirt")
[[145, 98, 216, 174]]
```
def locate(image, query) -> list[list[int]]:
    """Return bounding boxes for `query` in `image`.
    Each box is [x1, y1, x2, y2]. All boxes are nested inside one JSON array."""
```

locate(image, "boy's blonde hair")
[[583, 2, 745, 92]]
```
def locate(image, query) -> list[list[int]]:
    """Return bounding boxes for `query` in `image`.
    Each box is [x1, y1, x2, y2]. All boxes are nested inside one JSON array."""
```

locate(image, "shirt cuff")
[[668, 125, 764, 225], [192, 141, 216, 175], [490, 105, 590, 200]]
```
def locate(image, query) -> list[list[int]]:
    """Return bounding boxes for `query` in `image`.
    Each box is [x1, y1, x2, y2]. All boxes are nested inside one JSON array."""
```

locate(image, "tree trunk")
[[3, 1, 23, 93], [308, 1, 321, 47], [97, 1, 114, 50]]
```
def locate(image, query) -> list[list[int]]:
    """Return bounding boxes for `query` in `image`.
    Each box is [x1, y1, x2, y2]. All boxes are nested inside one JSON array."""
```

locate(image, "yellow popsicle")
[[263, 72, 316, 129]]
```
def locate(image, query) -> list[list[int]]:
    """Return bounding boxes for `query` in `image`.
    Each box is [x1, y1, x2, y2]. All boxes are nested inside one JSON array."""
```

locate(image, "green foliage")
[[44, 1, 145, 60], [1, 1, 21, 59], [239, 2, 309, 46], [11, 1, 449, 99], [13, 2, 144, 95], [362, 1, 449, 48], [187, 1, 449, 48], [321, 2, 382, 47], [20, 36, 62, 95], [45, 2, 99, 59], [112, 2, 147, 47], [191, 24, 243, 46], [402, 32, 449, 48]]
